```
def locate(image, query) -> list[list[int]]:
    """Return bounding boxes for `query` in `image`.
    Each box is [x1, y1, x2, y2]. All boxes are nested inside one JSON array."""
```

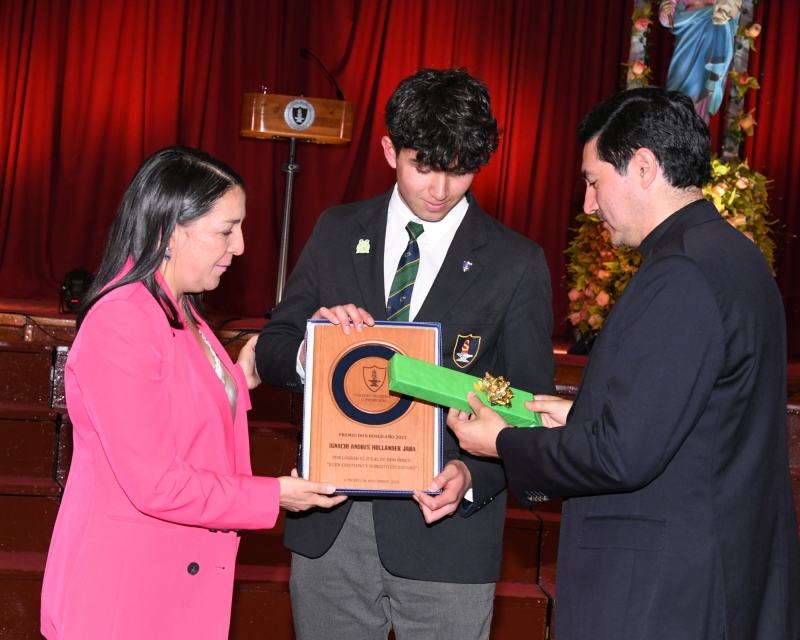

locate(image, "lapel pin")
[[356, 239, 370, 254], [462, 261, 473, 272]]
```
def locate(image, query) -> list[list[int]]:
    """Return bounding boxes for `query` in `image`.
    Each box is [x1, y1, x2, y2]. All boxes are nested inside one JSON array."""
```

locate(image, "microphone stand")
[[275, 137, 299, 309], [247, 49, 350, 317], [268, 49, 344, 315]]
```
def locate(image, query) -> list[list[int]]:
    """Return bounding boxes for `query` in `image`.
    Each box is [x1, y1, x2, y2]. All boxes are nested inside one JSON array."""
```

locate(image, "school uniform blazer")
[[256, 190, 556, 584], [497, 200, 800, 639], [41, 275, 281, 640]]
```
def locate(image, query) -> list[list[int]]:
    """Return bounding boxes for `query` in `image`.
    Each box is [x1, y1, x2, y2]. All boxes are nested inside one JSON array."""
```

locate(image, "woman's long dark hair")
[[77, 146, 244, 330]]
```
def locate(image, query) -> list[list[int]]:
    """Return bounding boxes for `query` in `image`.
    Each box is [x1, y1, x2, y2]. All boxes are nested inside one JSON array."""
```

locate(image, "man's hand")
[[300, 304, 375, 368], [236, 334, 262, 390], [278, 468, 348, 512], [524, 394, 572, 427], [412, 460, 472, 524], [447, 392, 511, 457]]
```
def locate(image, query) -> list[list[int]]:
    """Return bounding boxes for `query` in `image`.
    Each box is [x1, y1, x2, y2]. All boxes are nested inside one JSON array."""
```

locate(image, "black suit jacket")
[[256, 190, 555, 583], [498, 200, 800, 639]]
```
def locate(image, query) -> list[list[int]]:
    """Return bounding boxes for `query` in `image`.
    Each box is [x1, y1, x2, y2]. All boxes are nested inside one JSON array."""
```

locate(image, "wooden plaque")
[[302, 321, 442, 495]]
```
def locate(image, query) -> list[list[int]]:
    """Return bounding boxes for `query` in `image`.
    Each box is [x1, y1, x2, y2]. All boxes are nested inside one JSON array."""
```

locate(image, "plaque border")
[[302, 319, 443, 496]]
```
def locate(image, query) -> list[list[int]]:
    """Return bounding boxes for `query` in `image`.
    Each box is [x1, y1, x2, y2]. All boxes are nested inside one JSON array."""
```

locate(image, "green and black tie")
[[386, 221, 424, 322]]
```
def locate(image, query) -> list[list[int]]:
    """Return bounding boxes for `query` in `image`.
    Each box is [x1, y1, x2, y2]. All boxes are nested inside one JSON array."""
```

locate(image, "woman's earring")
[[165, 247, 171, 261]]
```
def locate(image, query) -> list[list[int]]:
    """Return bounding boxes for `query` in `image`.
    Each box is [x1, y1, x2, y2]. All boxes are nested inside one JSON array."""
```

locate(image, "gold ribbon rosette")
[[474, 372, 515, 408]]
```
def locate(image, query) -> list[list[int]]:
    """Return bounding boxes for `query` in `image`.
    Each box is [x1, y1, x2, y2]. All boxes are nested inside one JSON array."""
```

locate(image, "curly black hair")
[[577, 87, 712, 189], [384, 68, 500, 174]]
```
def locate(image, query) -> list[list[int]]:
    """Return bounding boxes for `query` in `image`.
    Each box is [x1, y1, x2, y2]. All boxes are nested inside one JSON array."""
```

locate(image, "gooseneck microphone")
[[300, 48, 345, 101]]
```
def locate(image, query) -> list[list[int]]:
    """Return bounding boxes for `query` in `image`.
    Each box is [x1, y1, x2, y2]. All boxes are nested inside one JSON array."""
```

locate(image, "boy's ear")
[[381, 136, 398, 169]]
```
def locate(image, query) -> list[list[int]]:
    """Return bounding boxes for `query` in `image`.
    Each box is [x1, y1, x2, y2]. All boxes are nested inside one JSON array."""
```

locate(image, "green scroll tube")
[[387, 354, 542, 427]]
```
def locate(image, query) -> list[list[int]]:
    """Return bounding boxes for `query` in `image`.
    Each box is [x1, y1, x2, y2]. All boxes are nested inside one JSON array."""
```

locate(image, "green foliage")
[[703, 156, 776, 274]]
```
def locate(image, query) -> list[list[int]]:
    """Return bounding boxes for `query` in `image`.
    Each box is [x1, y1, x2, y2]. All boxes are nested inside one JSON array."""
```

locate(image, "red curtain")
[[1, 0, 799, 354]]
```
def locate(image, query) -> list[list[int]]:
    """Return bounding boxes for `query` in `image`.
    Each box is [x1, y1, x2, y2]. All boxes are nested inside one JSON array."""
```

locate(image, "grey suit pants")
[[289, 500, 494, 640]]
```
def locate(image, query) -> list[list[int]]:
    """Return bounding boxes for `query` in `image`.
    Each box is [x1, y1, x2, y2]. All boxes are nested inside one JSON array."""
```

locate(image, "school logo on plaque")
[[284, 99, 315, 130], [453, 334, 481, 368], [363, 365, 387, 392], [331, 344, 412, 424]]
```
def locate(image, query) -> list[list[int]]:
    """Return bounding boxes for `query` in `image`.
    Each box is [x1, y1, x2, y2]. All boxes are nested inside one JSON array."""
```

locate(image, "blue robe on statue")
[[661, 3, 739, 118]]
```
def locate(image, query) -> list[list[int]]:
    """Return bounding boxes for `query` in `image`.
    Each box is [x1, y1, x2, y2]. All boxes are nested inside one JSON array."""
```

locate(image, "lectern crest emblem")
[[284, 99, 316, 131]]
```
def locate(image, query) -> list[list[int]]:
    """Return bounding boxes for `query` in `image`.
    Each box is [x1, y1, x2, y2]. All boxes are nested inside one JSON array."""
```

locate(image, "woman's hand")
[[236, 334, 261, 390], [278, 469, 348, 512]]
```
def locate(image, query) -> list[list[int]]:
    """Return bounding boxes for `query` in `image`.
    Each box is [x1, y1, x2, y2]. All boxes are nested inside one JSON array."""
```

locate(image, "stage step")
[[230, 564, 550, 640], [0, 554, 550, 640]]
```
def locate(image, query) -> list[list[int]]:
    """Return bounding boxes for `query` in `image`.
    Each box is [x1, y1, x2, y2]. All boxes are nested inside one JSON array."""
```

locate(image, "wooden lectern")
[[240, 93, 354, 308], [240, 93, 353, 145]]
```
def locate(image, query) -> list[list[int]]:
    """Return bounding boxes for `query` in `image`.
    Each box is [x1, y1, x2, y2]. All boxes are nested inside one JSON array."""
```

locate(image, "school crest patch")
[[453, 334, 481, 368]]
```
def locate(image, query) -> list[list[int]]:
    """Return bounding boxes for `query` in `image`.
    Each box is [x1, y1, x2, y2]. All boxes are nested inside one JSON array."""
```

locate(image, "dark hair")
[[384, 68, 500, 173], [77, 146, 244, 329], [577, 87, 712, 189]]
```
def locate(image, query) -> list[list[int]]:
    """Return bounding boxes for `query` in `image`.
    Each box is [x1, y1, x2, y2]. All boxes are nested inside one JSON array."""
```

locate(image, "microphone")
[[300, 48, 345, 101]]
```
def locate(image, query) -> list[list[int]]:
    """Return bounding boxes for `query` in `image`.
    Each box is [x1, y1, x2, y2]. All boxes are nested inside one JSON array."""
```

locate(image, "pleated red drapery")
[[1, 0, 798, 354]]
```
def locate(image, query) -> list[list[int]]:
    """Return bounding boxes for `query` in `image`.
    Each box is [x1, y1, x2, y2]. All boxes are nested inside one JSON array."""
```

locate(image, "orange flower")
[[711, 183, 727, 197], [739, 113, 756, 133], [728, 214, 746, 228], [746, 23, 761, 38], [632, 60, 646, 75], [595, 291, 611, 307], [635, 17, 650, 31], [596, 269, 610, 280], [588, 314, 604, 330], [735, 177, 750, 190], [568, 312, 582, 326], [568, 288, 581, 302], [738, 71, 750, 84]]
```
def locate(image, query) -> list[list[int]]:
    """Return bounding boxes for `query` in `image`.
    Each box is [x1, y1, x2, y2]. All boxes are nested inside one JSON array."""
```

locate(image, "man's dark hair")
[[78, 146, 244, 330], [384, 68, 500, 173], [577, 87, 712, 189]]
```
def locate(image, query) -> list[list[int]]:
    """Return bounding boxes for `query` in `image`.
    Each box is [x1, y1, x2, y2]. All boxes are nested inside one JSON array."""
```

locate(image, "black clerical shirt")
[[638, 198, 707, 259]]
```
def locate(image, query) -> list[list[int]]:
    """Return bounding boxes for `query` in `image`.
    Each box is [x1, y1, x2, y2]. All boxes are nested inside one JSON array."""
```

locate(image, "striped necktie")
[[386, 221, 424, 322]]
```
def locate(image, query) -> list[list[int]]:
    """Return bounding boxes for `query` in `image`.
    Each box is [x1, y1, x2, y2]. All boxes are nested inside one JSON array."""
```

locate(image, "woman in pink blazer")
[[41, 147, 345, 639]]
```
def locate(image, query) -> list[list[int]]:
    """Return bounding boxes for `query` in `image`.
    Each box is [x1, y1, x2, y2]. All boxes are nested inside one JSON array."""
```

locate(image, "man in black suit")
[[450, 87, 800, 640], [255, 68, 555, 639]]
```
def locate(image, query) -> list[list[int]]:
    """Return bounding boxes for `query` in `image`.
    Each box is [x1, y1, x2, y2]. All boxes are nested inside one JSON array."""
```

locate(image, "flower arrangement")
[[723, 16, 761, 157], [565, 213, 643, 335], [625, 2, 655, 89], [703, 156, 776, 273], [565, 157, 775, 334], [729, 70, 760, 97], [623, 59, 653, 87], [736, 21, 762, 51]]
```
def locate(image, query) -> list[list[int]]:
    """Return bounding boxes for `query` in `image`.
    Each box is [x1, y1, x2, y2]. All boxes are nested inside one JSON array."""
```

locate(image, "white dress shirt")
[[383, 184, 468, 320], [297, 184, 468, 380]]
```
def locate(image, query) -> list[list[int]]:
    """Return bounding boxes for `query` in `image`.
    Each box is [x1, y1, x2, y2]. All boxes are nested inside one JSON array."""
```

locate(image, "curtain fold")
[[1, 0, 798, 354]]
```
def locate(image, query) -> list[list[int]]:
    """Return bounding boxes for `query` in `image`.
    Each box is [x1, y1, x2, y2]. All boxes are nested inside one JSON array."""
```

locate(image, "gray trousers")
[[289, 501, 495, 640]]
